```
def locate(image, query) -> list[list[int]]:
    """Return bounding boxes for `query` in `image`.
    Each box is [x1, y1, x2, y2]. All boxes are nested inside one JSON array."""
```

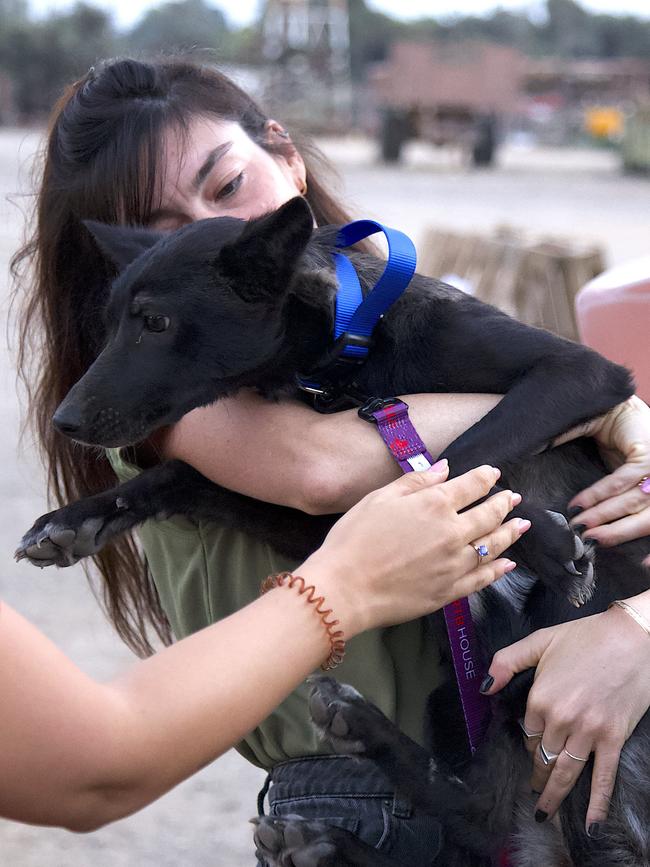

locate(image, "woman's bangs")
[[112, 112, 169, 226]]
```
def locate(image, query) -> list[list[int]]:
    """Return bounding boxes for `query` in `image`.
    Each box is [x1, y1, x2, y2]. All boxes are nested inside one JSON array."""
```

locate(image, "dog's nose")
[[52, 405, 82, 436]]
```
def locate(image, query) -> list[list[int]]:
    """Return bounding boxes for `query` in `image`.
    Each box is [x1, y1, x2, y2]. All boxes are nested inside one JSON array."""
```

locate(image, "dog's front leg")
[[17, 460, 330, 567], [437, 345, 633, 602]]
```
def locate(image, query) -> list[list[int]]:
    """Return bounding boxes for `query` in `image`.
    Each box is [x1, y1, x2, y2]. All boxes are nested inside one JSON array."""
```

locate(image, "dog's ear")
[[83, 220, 165, 272], [217, 197, 314, 299]]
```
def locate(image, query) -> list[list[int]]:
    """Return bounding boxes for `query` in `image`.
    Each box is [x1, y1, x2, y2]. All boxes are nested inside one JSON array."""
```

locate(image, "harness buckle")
[[357, 397, 407, 423], [295, 332, 372, 400]]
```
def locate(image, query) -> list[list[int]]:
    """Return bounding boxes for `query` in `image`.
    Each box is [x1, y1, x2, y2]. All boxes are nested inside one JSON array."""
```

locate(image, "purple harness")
[[361, 398, 491, 755], [297, 219, 491, 754]]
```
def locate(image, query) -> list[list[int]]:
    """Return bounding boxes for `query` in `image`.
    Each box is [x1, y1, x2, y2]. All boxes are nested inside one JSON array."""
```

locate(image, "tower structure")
[[261, 0, 352, 129]]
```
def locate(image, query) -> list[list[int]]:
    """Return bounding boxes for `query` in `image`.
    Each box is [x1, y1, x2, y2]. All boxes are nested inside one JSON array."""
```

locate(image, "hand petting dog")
[[556, 395, 650, 559], [483, 598, 650, 838]]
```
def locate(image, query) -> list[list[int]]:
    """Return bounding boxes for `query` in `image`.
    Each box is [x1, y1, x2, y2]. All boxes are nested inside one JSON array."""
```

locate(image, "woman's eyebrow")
[[192, 141, 233, 191]]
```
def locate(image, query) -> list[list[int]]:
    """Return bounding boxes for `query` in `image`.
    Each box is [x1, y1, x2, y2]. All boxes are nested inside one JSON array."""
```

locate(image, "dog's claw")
[[573, 534, 585, 560], [567, 561, 595, 607], [564, 560, 582, 576]]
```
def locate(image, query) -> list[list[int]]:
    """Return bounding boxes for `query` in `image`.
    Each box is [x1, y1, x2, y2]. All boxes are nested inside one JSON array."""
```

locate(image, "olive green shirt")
[[108, 448, 450, 771]]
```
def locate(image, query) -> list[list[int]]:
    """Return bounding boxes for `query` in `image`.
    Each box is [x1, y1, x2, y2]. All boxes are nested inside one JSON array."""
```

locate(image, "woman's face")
[[148, 116, 307, 231]]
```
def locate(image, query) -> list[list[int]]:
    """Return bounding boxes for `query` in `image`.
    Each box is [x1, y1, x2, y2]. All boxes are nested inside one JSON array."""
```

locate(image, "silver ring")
[[540, 742, 560, 766], [518, 718, 543, 740], [563, 748, 589, 763], [471, 543, 489, 568]]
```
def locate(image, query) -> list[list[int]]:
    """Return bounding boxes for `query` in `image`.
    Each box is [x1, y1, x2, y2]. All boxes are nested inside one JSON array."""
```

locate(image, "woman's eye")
[[144, 314, 170, 333], [215, 171, 244, 201]]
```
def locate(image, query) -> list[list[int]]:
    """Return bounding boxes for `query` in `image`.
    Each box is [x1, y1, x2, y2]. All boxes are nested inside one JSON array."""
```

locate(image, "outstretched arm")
[[161, 389, 503, 513], [1, 466, 522, 832]]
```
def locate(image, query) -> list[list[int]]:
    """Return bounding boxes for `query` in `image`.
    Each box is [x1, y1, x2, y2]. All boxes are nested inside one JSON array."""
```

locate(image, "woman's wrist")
[[297, 554, 367, 641], [618, 590, 650, 625], [606, 592, 650, 645]]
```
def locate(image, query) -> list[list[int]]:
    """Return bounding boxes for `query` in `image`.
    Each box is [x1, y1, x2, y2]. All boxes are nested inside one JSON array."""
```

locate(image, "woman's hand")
[[555, 396, 650, 557], [483, 599, 650, 836], [302, 462, 529, 638]]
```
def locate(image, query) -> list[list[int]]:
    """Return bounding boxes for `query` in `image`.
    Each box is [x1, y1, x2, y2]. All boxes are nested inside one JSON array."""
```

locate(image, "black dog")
[[18, 198, 650, 866]]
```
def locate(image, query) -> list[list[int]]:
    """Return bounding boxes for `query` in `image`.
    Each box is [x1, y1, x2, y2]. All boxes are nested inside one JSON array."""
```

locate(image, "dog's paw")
[[15, 498, 128, 568], [546, 510, 596, 607], [308, 676, 396, 757], [252, 815, 383, 867], [16, 516, 104, 568], [509, 506, 596, 607], [252, 816, 341, 867]]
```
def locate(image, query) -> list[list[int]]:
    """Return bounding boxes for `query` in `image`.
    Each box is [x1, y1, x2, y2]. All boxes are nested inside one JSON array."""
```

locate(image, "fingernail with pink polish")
[[511, 492, 522, 507], [517, 519, 531, 534], [430, 458, 448, 473]]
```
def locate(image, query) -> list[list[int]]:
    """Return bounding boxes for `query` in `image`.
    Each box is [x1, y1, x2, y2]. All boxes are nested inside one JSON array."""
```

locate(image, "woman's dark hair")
[[12, 56, 355, 655]]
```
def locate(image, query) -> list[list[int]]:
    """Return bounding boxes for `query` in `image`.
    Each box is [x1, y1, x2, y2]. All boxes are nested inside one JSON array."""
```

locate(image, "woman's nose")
[[186, 201, 219, 222]]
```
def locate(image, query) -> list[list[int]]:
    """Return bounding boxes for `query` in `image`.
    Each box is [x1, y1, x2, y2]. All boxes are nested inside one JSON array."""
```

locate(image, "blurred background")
[[1, 1, 649, 864]]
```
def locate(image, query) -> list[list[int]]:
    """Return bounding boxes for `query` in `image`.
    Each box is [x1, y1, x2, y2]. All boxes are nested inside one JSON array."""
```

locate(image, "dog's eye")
[[144, 314, 170, 333]]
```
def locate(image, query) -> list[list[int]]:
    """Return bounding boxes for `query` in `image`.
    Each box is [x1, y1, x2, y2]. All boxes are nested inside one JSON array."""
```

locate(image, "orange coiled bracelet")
[[260, 571, 346, 670]]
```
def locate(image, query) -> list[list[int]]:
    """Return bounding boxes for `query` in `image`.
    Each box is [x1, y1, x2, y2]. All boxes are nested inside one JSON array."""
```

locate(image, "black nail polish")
[[572, 523, 587, 535], [531, 789, 542, 796], [534, 810, 548, 823], [567, 505, 582, 519], [587, 823, 601, 839], [479, 675, 494, 694]]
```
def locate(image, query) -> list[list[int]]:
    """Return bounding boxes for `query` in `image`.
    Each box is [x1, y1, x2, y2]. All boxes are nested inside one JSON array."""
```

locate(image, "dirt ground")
[[0, 129, 648, 866]]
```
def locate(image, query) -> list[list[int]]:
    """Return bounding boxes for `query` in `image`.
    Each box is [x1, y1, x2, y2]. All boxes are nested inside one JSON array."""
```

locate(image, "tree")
[[0, 3, 115, 118], [347, 0, 406, 81], [124, 0, 229, 55]]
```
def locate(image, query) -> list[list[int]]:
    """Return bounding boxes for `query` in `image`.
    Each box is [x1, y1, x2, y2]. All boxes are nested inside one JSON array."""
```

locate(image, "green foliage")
[[0, 0, 649, 120], [122, 0, 229, 55], [0, 0, 27, 23], [348, 0, 407, 80], [412, 0, 650, 60], [0, 3, 116, 117]]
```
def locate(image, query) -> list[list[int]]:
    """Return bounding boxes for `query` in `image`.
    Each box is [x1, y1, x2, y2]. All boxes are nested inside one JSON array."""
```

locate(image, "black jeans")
[[256, 755, 443, 866]]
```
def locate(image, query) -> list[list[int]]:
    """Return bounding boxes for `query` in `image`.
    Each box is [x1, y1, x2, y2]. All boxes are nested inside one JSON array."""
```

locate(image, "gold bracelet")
[[609, 600, 650, 638], [261, 572, 346, 671]]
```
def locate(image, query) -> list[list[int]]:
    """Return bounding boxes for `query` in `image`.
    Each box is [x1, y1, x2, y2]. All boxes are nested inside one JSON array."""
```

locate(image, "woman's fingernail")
[[531, 789, 542, 796], [571, 523, 587, 535], [503, 560, 517, 573], [567, 505, 582, 519], [517, 519, 531, 534], [511, 492, 522, 506], [535, 810, 548, 824], [587, 822, 601, 839], [492, 466, 501, 480], [479, 674, 494, 694], [430, 458, 448, 472]]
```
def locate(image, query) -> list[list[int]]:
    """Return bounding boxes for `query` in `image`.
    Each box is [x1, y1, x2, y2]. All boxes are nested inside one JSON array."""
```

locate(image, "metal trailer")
[[369, 40, 527, 166]]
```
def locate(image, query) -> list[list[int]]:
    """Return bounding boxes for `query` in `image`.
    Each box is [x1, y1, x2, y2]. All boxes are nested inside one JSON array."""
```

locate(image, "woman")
[[14, 56, 650, 857], [0, 465, 522, 832]]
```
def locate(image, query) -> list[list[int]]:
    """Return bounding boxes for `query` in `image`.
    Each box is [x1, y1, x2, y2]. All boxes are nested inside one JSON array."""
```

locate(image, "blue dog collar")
[[297, 221, 417, 395], [333, 220, 417, 359]]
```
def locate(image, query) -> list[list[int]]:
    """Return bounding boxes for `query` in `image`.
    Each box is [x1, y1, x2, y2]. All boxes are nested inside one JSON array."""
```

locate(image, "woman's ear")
[[265, 119, 307, 195]]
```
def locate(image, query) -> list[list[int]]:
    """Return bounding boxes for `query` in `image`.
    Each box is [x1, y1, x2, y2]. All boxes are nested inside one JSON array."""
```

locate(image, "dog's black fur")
[[18, 197, 650, 866]]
